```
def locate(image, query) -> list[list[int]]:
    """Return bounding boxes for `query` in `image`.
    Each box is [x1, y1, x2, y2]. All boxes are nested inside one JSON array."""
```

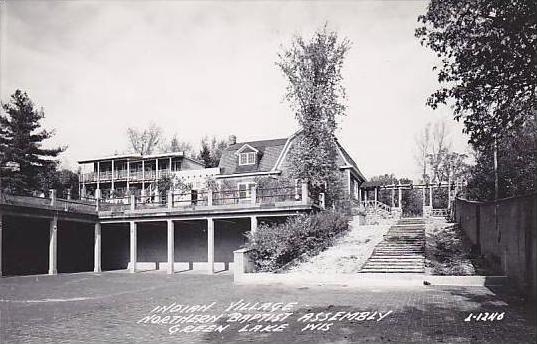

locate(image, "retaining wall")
[[455, 194, 537, 299]]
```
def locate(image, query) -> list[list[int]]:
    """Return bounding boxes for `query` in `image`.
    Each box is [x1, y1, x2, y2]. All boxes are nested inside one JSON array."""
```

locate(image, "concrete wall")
[[2, 216, 49, 276], [455, 194, 537, 299], [100, 218, 251, 271], [57, 221, 94, 273]]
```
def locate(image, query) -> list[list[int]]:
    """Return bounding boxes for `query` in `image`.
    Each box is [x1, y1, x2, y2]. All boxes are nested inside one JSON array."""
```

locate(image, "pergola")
[[359, 180, 464, 216]]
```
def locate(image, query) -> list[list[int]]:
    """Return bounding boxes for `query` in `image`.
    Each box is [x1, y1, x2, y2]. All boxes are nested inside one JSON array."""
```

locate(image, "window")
[[238, 182, 256, 199], [239, 152, 256, 166]]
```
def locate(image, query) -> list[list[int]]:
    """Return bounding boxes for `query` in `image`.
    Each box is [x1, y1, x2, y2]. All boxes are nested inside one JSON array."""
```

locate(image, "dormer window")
[[239, 152, 256, 165], [235, 144, 259, 166]]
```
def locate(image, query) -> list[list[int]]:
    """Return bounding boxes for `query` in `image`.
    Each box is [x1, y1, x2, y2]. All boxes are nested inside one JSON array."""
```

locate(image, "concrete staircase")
[[360, 218, 425, 273]]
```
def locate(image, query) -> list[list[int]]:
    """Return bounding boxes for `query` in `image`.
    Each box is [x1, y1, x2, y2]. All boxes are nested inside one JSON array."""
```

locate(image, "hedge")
[[244, 210, 350, 272]]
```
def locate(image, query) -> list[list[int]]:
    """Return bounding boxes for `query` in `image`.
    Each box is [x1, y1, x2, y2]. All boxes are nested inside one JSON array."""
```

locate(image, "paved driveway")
[[0, 271, 535, 344]]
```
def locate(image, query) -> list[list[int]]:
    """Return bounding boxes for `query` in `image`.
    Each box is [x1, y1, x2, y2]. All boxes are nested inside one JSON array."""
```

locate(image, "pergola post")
[[207, 218, 214, 275], [94, 222, 101, 273], [398, 184, 402, 208], [167, 219, 174, 275], [422, 187, 426, 207]]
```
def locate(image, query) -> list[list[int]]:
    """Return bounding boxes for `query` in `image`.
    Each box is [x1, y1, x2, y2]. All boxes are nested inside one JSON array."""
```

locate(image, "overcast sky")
[[0, 0, 469, 179]]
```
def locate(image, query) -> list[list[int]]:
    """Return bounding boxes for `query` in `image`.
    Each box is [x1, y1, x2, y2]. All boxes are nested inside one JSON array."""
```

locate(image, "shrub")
[[244, 210, 351, 272]]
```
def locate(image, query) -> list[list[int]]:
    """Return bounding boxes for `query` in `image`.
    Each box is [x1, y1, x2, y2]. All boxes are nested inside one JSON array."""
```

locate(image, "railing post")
[[207, 189, 213, 206], [130, 195, 136, 211], [251, 186, 257, 205], [301, 182, 308, 204], [49, 189, 56, 206], [167, 190, 173, 209], [319, 192, 326, 209]]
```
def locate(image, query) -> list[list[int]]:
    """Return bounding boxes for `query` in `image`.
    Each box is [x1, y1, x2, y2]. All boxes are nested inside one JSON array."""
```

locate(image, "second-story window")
[[239, 152, 256, 166]]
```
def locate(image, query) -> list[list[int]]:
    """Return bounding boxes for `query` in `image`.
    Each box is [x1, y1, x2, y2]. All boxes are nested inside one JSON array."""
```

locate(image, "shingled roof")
[[218, 138, 288, 175]]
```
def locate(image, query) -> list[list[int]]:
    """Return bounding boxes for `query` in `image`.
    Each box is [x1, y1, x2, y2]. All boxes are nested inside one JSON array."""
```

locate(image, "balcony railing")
[[97, 183, 321, 214], [82, 169, 174, 183]]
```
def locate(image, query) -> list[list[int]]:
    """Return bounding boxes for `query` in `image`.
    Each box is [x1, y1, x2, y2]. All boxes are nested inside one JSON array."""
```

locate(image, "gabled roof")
[[218, 138, 288, 175], [217, 133, 366, 181], [234, 144, 259, 155], [335, 140, 366, 181]]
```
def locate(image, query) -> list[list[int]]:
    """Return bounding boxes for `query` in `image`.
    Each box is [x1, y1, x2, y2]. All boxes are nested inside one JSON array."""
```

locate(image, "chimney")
[[228, 135, 237, 145]]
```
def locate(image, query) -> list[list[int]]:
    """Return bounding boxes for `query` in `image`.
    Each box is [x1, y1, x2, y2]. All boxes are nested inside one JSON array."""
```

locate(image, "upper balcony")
[[97, 183, 324, 222], [81, 169, 174, 183]]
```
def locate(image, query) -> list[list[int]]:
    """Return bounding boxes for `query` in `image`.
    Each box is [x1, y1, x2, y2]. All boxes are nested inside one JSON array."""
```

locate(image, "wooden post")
[[207, 218, 214, 275], [130, 194, 136, 211], [167, 190, 173, 209], [49, 189, 56, 206], [422, 187, 425, 207], [301, 182, 308, 204], [167, 219, 174, 274], [111, 159, 115, 192], [48, 216, 58, 275], [129, 221, 137, 273], [251, 185, 257, 204], [391, 186, 395, 207], [94, 222, 101, 273], [429, 184, 433, 207], [398, 184, 402, 208], [207, 189, 213, 206], [126, 160, 130, 192], [250, 216, 258, 234]]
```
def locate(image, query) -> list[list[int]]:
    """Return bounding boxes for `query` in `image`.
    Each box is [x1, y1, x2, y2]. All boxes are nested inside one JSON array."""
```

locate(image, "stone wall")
[[455, 194, 537, 299]]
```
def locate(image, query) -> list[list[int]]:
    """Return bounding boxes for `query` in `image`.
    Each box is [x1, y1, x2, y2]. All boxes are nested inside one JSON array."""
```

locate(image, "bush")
[[245, 210, 351, 272]]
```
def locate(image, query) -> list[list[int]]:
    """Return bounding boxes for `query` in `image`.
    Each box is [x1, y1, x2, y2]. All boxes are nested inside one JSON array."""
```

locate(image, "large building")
[[78, 132, 365, 202], [78, 152, 218, 199], [0, 132, 368, 277]]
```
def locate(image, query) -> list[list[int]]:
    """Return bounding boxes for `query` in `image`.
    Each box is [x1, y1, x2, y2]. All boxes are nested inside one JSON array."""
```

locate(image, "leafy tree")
[[0, 90, 64, 194], [277, 25, 350, 203], [37, 167, 79, 199], [416, 0, 537, 146], [126, 122, 162, 155], [467, 120, 537, 200], [159, 133, 194, 157]]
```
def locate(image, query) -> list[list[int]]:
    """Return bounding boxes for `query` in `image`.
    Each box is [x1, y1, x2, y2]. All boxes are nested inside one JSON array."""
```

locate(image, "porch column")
[[398, 185, 402, 208], [142, 160, 145, 193], [374, 188, 378, 203], [126, 160, 130, 192], [250, 216, 258, 234], [429, 185, 433, 207], [96, 161, 100, 191], [129, 221, 137, 273], [111, 159, 115, 192], [358, 188, 362, 202], [156, 159, 159, 179], [207, 218, 214, 275], [94, 222, 101, 272], [391, 186, 395, 207], [48, 216, 58, 275], [0, 213, 3, 277], [167, 219, 174, 274]]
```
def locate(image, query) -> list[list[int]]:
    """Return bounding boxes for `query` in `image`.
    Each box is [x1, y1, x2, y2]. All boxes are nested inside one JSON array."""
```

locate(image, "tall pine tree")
[[0, 90, 64, 194]]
